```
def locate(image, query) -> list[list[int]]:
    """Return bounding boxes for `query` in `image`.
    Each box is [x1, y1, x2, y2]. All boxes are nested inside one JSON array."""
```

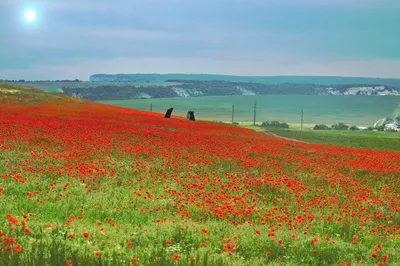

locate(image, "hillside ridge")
[[90, 73, 400, 87], [62, 80, 400, 100]]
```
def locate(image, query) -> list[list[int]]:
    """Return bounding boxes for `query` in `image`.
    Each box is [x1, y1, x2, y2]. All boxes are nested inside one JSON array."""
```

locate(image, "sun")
[[24, 10, 36, 22]]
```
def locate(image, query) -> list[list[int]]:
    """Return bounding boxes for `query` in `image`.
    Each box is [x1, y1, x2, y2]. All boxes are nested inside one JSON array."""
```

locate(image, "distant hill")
[[90, 74, 400, 87], [62, 80, 400, 101]]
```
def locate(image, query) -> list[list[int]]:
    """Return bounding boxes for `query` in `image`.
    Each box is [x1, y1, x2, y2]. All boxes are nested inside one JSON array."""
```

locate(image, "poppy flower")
[[172, 253, 179, 261]]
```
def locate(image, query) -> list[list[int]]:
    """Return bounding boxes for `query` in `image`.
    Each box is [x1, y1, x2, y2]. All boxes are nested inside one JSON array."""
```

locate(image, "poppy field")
[[0, 88, 399, 265]]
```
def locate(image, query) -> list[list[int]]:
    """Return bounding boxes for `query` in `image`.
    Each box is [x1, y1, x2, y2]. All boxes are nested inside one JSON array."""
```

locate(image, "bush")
[[377, 125, 385, 131], [331, 122, 349, 130], [350, 125, 359, 131], [261, 121, 289, 128], [313, 124, 330, 130]]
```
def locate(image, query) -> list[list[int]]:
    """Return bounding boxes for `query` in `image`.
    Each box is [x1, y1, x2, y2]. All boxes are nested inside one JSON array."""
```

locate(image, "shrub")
[[313, 124, 330, 130], [261, 121, 289, 128], [331, 122, 349, 130]]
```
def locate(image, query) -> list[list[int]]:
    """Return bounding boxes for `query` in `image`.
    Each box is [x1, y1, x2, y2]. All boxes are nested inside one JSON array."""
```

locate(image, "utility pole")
[[253, 101, 257, 126], [150, 102, 152, 112], [301, 110, 304, 131], [232, 104, 235, 124]]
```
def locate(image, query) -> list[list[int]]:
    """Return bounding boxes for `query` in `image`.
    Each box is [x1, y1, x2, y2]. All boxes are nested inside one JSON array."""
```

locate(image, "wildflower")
[[23, 227, 31, 233], [277, 239, 283, 244], [94, 251, 101, 257], [201, 228, 208, 234], [172, 253, 179, 261], [166, 239, 172, 244], [255, 229, 261, 235], [130, 258, 137, 264], [82, 232, 90, 238], [3, 236, 15, 244], [311, 237, 319, 245], [14, 244, 22, 253]]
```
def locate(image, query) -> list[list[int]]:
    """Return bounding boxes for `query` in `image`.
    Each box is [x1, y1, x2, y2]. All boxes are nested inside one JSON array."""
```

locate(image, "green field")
[[254, 127, 400, 151], [100, 95, 400, 127]]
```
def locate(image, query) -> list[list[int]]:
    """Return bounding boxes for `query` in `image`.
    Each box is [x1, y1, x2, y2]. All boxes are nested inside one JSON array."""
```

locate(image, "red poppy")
[[171, 253, 179, 261]]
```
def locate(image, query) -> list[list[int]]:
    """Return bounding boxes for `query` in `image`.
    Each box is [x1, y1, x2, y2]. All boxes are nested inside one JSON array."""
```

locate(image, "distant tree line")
[[314, 123, 389, 131]]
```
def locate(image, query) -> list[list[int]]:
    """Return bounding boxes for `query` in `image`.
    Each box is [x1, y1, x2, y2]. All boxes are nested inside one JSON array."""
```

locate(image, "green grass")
[[100, 95, 400, 127], [258, 127, 400, 151]]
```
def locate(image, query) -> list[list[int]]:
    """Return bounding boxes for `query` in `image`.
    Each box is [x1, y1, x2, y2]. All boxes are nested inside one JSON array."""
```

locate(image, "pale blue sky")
[[1, 0, 400, 80]]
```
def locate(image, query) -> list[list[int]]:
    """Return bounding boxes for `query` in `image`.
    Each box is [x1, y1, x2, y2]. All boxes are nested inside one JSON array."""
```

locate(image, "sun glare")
[[24, 10, 36, 22]]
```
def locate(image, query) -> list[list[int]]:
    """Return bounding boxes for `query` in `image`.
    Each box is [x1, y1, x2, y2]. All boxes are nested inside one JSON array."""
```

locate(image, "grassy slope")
[[256, 127, 400, 152], [0, 82, 81, 103]]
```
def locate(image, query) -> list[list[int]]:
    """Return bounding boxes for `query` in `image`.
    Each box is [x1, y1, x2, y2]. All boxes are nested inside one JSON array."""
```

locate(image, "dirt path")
[[261, 131, 308, 143]]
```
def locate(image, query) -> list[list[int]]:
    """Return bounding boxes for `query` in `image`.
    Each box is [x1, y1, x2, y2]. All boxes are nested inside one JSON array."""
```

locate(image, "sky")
[[1, 0, 400, 80]]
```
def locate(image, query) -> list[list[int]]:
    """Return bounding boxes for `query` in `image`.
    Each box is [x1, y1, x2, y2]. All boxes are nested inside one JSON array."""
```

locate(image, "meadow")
[[100, 95, 400, 127], [253, 127, 400, 152], [0, 86, 399, 265]]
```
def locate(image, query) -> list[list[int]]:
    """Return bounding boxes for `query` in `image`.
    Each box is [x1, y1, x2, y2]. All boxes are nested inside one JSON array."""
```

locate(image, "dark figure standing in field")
[[187, 111, 195, 121], [165, 108, 174, 118]]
